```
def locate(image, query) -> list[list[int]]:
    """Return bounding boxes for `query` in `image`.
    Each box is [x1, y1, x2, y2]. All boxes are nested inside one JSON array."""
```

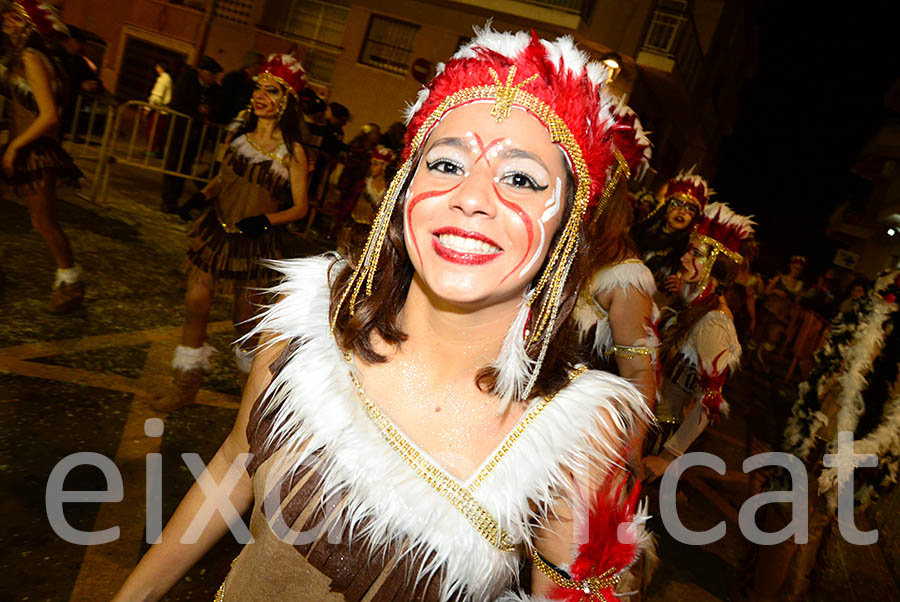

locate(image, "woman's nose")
[[448, 168, 497, 218]]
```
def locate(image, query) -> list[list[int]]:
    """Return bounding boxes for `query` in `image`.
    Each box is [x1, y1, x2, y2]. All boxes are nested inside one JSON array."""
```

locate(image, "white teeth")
[[437, 233, 501, 255]]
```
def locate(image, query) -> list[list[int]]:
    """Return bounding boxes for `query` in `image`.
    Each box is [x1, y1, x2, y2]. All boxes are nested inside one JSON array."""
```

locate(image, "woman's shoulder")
[[588, 258, 656, 298]]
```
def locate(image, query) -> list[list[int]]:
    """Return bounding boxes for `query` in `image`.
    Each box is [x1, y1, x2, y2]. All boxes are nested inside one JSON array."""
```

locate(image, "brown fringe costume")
[[0, 47, 82, 195], [185, 134, 293, 293]]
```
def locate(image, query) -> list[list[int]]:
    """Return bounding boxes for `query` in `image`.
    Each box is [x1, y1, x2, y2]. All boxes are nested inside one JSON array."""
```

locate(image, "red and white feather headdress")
[[258, 53, 306, 98], [665, 167, 713, 210], [11, 0, 68, 38], [692, 202, 756, 286], [335, 26, 643, 405]]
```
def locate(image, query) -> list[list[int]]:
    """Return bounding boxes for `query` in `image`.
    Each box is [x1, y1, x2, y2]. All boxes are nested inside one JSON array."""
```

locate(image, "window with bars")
[[258, 0, 349, 83], [215, 0, 253, 26], [358, 15, 419, 75]]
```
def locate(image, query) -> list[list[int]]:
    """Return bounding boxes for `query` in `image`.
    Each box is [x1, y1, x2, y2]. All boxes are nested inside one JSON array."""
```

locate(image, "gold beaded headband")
[[332, 65, 595, 351], [590, 147, 630, 225], [693, 232, 744, 288], [257, 71, 299, 99], [11, 2, 35, 32]]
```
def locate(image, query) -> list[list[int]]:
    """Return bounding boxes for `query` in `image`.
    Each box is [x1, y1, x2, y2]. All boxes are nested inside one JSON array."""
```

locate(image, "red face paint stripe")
[[407, 182, 463, 267], [493, 182, 534, 285], [472, 133, 506, 168]]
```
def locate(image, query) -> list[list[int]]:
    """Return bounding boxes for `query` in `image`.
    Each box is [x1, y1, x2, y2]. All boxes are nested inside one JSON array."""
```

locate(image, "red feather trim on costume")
[[549, 471, 642, 602], [698, 349, 730, 421], [693, 204, 754, 257]]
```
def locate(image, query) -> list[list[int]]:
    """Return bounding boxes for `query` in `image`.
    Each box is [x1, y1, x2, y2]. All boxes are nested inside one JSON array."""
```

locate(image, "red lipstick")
[[431, 227, 502, 265]]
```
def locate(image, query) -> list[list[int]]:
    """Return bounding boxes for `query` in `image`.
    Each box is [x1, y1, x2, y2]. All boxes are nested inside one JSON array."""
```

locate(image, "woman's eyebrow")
[[499, 148, 549, 173], [425, 137, 468, 153]]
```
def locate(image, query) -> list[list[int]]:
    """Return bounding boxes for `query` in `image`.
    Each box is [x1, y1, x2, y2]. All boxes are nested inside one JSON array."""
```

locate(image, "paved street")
[[0, 157, 895, 601]]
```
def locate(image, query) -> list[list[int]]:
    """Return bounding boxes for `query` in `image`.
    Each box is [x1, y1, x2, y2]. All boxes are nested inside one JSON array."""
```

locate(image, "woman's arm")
[[111, 339, 286, 602], [2, 50, 60, 175], [265, 143, 309, 226], [604, 286, 658, 470], [530, 407, 642, 599]]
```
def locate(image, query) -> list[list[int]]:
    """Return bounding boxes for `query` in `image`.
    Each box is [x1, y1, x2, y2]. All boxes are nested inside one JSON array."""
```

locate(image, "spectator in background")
[[218, 50, 263, 123], [838, 277, 868, 314], [59, 25, 102, 136], [144, 60, 173, 157], [147, 60, 173, 107], [160, 55, 223, 214], [306, 101, 349, 207], [329, 122, 381, 238]]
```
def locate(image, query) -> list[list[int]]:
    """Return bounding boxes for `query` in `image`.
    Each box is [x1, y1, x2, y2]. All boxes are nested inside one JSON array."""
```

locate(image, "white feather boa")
[[243, 255, 652, 601], [816, 289, 897, 510]]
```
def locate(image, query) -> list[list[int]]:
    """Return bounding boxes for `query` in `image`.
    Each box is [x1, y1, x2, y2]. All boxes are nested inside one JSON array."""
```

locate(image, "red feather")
[[405, 35, 616, 215], [549, 471, 642, 602]]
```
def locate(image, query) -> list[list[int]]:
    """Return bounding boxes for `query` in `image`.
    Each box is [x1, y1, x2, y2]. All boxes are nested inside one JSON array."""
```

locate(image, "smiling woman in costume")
[[114, 29, 651, 602], [150, 54, 309, 413]]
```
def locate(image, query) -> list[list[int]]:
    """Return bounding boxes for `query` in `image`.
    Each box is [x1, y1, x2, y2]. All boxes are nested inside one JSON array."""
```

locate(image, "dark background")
[[714, 1, 900, 278]]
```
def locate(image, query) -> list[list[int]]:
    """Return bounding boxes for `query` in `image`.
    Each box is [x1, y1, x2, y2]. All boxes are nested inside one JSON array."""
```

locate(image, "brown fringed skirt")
[[2, 137, 82, 196], [185, 209, 285, 293]]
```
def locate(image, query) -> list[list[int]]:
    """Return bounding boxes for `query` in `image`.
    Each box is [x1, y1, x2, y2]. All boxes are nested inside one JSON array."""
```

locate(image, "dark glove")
[[236, 214, 271, 237], [178, 192, 209, 221]]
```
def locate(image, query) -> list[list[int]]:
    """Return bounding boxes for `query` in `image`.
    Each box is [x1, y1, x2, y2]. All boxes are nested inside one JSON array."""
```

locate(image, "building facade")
[[60, 0, 755, 183]]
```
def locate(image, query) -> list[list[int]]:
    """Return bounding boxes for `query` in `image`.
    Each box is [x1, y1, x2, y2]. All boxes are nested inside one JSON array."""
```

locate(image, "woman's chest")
[[357, 364, 526, 481]]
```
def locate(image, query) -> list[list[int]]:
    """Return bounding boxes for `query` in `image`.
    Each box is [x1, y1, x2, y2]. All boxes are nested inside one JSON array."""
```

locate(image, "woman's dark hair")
[[329, 155, 589, 400], [156, 59, 169, 73], [233, 89, 304, 158], [583, 182, 638, 270]]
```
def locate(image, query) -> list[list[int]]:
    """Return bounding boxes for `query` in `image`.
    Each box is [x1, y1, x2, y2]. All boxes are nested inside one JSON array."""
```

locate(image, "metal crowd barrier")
[[61, 92, 117, 200], [85, 99, 231, 205]]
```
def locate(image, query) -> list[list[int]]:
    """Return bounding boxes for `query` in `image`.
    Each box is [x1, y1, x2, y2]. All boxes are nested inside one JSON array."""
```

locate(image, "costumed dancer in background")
[[643, 203, 755, 481], [748, 254, 806, 371], [572, 100, 659, 463], [631, 168, 712, 295], [114, 28, 653, 601], [723, 246, 762, 346], [1, 1, 84, 312], [151, 54, 308, 413], [335, 143, 394, 256]]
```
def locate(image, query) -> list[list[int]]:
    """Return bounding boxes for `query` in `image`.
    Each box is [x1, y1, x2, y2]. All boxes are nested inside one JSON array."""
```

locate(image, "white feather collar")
[[246, 255, 650, 601], [230, 133, 289, 181]]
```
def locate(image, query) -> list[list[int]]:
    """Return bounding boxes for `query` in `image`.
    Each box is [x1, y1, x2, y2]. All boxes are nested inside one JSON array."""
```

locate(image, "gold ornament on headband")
[[590, 147, 630, 225], [693, 232, 744, 289], [490, 66, 538, 124]]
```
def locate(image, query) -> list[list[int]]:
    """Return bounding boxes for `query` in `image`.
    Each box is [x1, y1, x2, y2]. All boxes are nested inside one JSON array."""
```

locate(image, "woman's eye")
[[266, 87, 280, 95], [501, 171, 547, 191], [426, 159, 464, 176]]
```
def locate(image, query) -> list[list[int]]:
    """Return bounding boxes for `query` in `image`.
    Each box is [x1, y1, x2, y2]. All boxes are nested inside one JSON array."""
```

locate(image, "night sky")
[[713, 2, 900, 276]]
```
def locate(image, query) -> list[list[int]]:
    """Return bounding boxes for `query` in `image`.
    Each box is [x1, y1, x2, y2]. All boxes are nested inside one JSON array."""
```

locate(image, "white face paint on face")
[[403, 103, 567, 309], [519, 176, 562, 278]]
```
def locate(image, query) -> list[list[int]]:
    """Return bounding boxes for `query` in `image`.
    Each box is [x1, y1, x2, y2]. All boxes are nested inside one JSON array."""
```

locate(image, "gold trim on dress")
[[346, 359, 587, 553]]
